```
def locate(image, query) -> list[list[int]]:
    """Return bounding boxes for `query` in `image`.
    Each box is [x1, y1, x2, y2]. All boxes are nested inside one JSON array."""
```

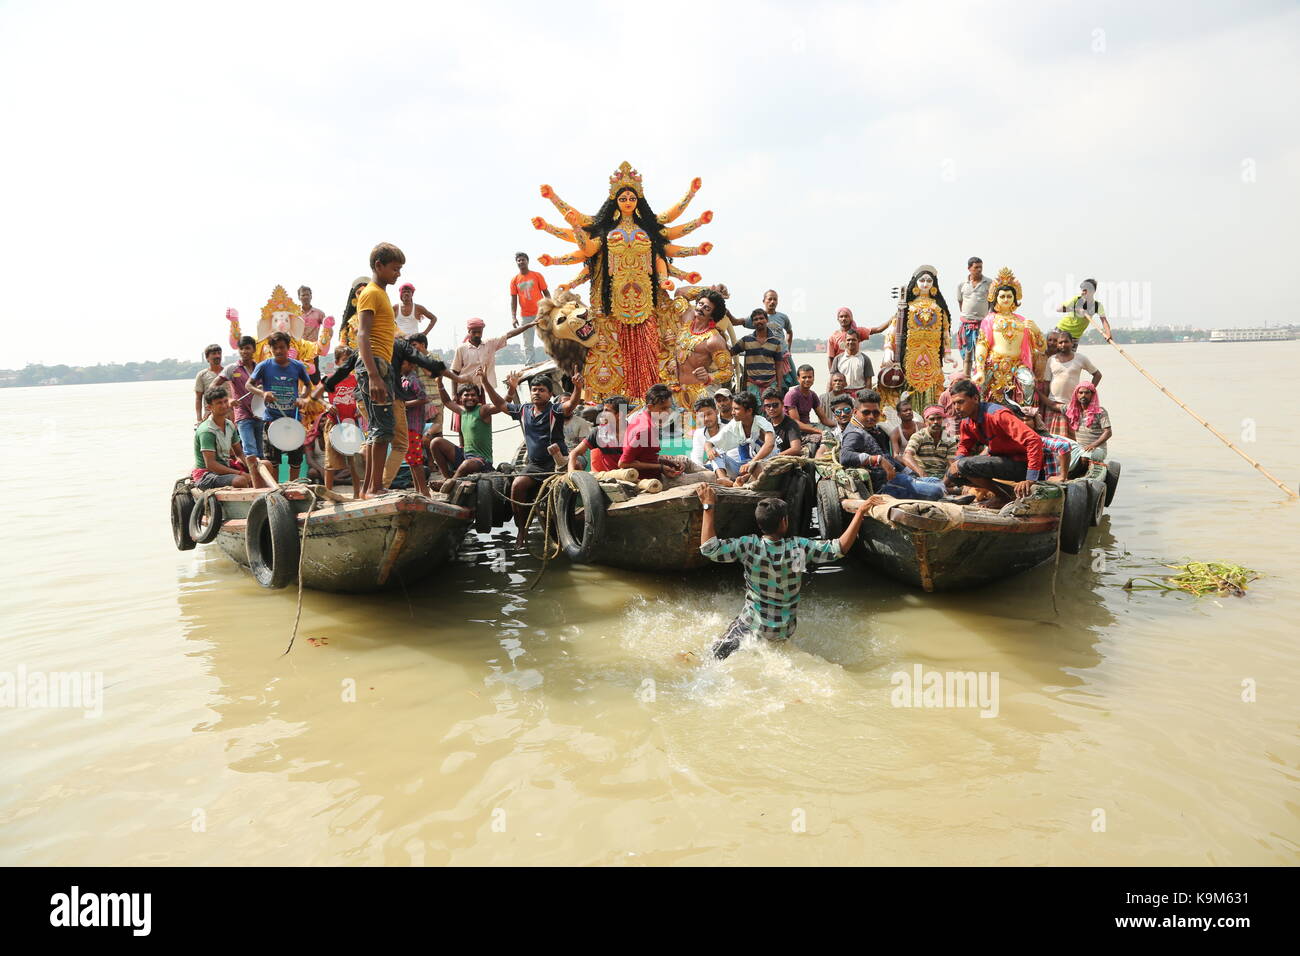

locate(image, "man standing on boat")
[[509, 253, 548, 365], [955, 257, 992, 379], [945, 378, 1045, 508], [394, 282, 437, 338]]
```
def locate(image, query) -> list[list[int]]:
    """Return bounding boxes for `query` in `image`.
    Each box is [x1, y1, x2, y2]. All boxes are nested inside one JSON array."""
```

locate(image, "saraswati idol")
[[972, 267, 1045, 402], [531, 162, 714, 402]]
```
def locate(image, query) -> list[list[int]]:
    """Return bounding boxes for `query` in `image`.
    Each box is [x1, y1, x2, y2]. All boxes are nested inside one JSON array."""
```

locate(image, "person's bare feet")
[[439, 478, 456, 494], [515, 527, 528, 547]]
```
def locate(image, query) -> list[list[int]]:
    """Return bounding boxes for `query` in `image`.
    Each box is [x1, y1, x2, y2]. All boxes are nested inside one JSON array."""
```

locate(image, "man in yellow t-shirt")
[[355, 242, 405, 498]]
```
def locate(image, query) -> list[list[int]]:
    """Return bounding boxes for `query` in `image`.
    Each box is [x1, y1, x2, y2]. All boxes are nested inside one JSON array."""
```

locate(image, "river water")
[[1, 343, 1297, 865]]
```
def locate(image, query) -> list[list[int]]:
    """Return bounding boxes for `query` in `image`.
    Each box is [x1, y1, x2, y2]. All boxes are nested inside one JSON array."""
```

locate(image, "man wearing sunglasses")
[[761, 389, 804, 456], [840, 390, 945, 500]]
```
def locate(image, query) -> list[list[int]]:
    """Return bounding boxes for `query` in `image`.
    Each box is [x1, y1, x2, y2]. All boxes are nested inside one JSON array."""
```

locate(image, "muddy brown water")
[[1, 344, 1297, 864]]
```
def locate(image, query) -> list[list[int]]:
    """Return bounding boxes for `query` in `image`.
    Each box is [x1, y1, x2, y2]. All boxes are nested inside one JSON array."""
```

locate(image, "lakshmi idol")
[[972, 267, 1045, 402], [878, 265, 952, 411], [531, 162, 714, 402]]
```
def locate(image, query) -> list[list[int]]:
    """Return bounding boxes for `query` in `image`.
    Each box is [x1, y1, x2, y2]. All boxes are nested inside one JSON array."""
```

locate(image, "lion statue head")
[[534, 290, 597, 377]]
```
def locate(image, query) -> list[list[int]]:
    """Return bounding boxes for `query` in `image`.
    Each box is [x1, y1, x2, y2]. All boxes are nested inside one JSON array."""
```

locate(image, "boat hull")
[[198, 486, 473, 593], [583, 484, 765, 572], [845, 467, 1110, 592]]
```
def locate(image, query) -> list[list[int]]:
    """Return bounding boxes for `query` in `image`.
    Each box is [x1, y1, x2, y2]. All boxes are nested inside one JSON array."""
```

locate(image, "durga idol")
[[531, 161, 715, 402]]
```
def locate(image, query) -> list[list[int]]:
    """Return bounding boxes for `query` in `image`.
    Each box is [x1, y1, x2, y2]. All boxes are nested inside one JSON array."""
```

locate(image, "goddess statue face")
[[915, 274, 935, 295], [994, 288, 1016, 313], [271, 310, 293, 333], [616, 189, 638, 217]]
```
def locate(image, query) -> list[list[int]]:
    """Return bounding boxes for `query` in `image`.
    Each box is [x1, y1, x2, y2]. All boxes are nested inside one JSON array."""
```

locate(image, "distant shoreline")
[[4, 334, 1292, 389]]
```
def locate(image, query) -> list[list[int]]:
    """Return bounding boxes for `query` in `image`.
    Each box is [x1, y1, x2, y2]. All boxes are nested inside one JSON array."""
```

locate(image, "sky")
[[1, 0, 1297, 367]]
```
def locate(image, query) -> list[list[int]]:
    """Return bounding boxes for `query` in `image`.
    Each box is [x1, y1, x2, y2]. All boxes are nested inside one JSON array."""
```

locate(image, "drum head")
[[267, 417, 306, 451], [328, 421, 364, 456], [250, 393, 266, 419]]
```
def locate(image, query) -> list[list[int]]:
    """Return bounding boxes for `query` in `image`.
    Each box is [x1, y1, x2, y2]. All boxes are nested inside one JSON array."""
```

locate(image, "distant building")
[[1208, 328, 1297, 342]]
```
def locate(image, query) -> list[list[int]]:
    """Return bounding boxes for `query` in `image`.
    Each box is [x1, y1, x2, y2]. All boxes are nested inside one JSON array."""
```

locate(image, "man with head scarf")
[[826, 307, 884, 373], [1057, 278, 1114, 342], [451, 316, 534, 391]]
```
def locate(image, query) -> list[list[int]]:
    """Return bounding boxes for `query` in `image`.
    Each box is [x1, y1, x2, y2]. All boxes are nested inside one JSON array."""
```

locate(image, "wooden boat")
[[818, 460, 1120, 592], [172, 481, 474, 593]]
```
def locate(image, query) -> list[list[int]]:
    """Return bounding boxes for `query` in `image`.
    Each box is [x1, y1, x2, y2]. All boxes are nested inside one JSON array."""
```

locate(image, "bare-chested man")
[[673, 288, 735, 406]]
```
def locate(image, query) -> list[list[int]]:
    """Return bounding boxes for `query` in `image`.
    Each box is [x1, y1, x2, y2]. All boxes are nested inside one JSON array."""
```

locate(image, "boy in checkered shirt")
[[696, 483, 872, 659]]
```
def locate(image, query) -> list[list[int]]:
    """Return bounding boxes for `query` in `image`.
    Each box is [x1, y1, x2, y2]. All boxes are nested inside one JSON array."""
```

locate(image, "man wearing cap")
[[509, 252, 549, 364], [713, 387, 734, 424], [394, 282, 437, 338]]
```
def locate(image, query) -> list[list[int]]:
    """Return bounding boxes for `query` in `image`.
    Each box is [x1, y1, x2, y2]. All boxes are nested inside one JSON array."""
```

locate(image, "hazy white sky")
[[2, 0, 1296, 366]]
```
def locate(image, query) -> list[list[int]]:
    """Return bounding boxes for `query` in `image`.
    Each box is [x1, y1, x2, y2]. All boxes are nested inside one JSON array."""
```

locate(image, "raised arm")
[[561, 374, 585, 417], [531, 216, 580, 243], [481, 370, 509, 415], [438, 379, 465, 417], [666, 264, 703, 283], [558, 265, 591, 292], [539, 184, 592, 226], [660, 210, 712, 241], [663, 242, 713, 258], [225, 307, 243, 350], [657, 177, 702, 224]]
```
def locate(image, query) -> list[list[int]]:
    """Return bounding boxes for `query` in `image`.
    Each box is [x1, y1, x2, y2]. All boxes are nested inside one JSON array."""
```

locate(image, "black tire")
[[491, 474, 508, 527], [245, 491, 300, 589], [172, 492, 196, 551], [555, 471, 606, 563], [816, 478, 845, 541], [512, 441, 528, 467], [1104, 460, 1121, 507], [1088, 480, 1106, 527], [784, 469, 814, 538], [475, 477, 494, 533], [1058, 481, 1089, 555], [188, 490, 224, 544]]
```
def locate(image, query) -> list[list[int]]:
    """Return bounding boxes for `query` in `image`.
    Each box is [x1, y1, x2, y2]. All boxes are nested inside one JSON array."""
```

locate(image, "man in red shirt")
[[619, 384, 685, 479], [509, 252, 549, 365], [945, 378, 1044, 507]]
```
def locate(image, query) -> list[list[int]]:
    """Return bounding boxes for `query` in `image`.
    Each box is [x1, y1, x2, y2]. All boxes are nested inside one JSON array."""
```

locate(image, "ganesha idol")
[[226, 284, 333, 372], [530, 161, 727, 404]]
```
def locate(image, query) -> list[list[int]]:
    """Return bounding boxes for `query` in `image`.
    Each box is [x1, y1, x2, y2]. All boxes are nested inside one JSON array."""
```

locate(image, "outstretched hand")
[[695, 483, 717, 506]]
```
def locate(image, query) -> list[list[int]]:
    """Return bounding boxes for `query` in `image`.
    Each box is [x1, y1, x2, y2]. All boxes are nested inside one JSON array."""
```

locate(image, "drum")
[[267, 417, 306, 451], [328, 421, 364, 456]]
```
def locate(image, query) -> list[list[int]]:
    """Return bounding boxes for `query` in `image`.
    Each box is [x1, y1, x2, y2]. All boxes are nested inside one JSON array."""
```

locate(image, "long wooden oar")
[[1100, 335, 1297, 499]]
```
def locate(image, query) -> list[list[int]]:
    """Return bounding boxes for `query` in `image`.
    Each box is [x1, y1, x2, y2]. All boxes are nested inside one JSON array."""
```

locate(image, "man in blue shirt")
[[248, 331, 313, 481], [497, 371, 585, 546], [839, 389, 946, 500]]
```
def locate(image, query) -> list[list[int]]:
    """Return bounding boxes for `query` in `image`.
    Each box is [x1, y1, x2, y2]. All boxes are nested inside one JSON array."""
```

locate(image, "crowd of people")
[[190, 249, 1113, 510], [186, 248, 1115, 658]]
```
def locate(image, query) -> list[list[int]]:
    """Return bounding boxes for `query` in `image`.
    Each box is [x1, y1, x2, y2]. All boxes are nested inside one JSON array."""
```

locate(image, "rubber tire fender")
[[1104, 460, 1121, 507], [475, 477, 495, 533], [1058, 481, 1090, 555], [245, 491, 300, 589], [188, 489, 224, 544], [555, 471, 606, 563], [1087, 480, 1106, 527], [815, 478, 845, 541], [784, 468, 814, 538], [172, 491, 196, 551], [491, 474, 509, 527]]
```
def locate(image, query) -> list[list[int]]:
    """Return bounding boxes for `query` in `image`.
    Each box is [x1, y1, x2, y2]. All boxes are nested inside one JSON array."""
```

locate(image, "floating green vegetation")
[[1124, 562, 1260, 597]]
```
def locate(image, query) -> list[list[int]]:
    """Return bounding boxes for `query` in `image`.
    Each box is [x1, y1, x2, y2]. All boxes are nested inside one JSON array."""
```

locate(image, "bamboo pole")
[[1100, 335, 1297, 499]]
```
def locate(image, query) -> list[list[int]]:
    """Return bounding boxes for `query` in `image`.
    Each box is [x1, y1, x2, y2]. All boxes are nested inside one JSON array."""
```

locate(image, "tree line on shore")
[[0, 327, 1247, 388]]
